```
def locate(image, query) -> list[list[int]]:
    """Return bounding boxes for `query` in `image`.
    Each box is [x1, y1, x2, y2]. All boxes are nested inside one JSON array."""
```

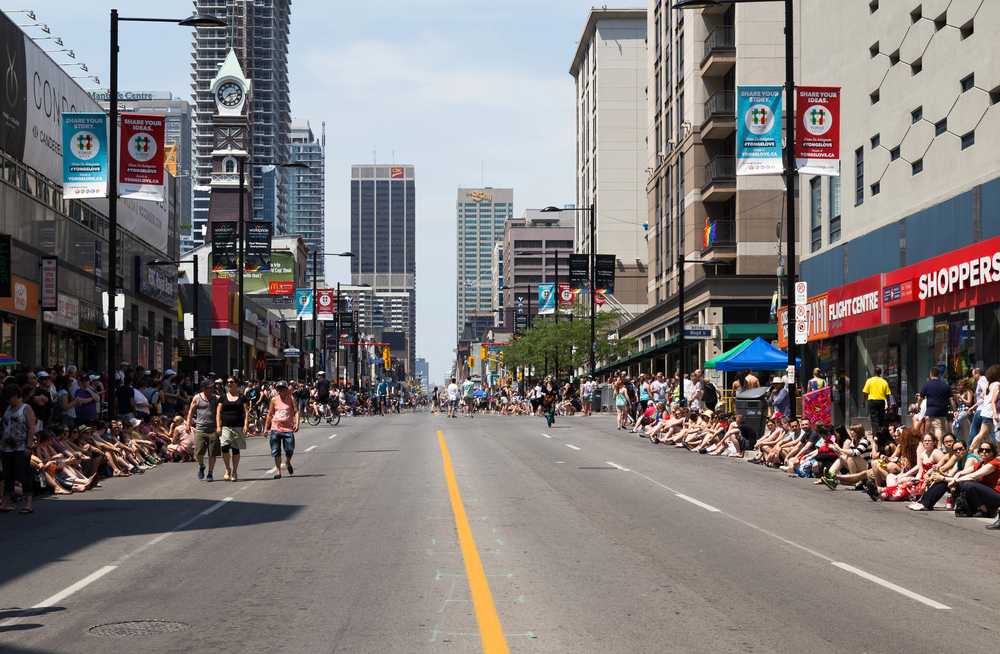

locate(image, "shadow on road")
[[0, 498, 303, 589]]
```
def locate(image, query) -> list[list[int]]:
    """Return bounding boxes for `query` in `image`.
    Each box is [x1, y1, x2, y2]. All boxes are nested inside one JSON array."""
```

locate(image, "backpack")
[[702, 381, 719, 409]]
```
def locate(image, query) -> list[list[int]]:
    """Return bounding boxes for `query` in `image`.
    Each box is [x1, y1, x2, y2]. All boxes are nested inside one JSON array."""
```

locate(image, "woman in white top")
[[970, 364, 1000, 450]]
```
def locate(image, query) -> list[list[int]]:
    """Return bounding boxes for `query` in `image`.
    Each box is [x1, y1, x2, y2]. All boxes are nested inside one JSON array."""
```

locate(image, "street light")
[[45, 48, 74, 58], [18, 22, 49, 32], [235, 159, 309, 381], [540, 204, 597, 376], [105, 9, 225, 420], [673, 0, 798, 417], [149, 257, 200, 351], [72, 75, 101, 85], [307, 250, 355, 382], [35, 36, 63, 45]]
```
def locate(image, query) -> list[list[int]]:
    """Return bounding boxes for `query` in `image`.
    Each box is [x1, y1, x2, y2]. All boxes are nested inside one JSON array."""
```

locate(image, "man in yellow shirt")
[[862, 366, 892, 432]]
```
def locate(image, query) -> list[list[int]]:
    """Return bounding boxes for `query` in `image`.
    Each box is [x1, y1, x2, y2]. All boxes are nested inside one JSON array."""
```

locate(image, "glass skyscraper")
[[456, 188, 513, 340], [288, 122, 325, 282]]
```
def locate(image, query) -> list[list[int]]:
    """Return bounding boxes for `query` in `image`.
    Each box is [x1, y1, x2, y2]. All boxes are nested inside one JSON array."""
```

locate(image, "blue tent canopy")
[[714, 337, 800, 372]]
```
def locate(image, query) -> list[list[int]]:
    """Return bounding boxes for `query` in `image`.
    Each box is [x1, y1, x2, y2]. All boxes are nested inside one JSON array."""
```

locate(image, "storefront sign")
[[119, 113, 166, 201], [41, 257, 58, 311], [135, 257, 176, 307], [61, 112, 109, 198], [777, 275, 882, 348], [794, 86, 840, 176], [43, 294, 79, 330], [568, 254, 589, 288], [736, 85, 783, 176], [0, 277, 37, 319], [0, 234, 9, 298]]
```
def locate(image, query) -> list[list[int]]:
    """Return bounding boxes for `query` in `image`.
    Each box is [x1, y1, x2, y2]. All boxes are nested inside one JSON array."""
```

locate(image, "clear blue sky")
[[34, 0, 603, 383]]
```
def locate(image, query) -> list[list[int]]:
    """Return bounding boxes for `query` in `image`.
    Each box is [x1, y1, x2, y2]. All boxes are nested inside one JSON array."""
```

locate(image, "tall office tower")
[[288, 122, 325, 283], [350, 165, 416, 374], [456, 187, 513, 340], [190, 0, 292, 249], [91, 91, 196, 252]]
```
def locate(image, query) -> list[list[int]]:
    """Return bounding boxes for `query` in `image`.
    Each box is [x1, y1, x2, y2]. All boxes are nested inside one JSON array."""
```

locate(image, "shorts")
[[464, 397, 475, 406], [269, 430, 295, 458], [220, 426, 246, 451], [194, 429, 221, 458]]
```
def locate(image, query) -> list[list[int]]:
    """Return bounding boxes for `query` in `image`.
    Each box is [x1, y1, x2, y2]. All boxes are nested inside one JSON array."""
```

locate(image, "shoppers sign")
[[118, 113, 166, 201], [794, 86, 841, 176], [537, 283, 555, 315], [736, 86, 783, 176], [61, 113, 108, 198]]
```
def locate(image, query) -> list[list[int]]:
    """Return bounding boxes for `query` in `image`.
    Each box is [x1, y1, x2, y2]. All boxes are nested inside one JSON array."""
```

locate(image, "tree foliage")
[[503, 305, 634, 376]]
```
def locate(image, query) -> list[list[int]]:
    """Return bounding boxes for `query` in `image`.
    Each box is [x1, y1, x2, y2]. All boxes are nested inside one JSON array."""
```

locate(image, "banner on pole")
[[558, 283, 577, 308], [736, 85, 784, 176], [514, 294, 528, 331], [595, 255, 616, 294], [118, 113, 166, 201], [316, 289, 336, 314], [537, 283, 555, 315], [295, 288, 313, 319], [245, 221, 272, 273], [568, 254, 589, 288], [210, 221, 238, 273], [61, 112, 108, 199], [795, 86, 841, 176]]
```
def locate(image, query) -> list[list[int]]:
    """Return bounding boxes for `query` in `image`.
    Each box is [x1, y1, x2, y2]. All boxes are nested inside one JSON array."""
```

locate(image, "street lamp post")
[[540, 204, 596, 376], [673, 0, 797, 417], [149, 257, 200, 363], [307, 250, 355, 382], [106, 9, 224, 419]]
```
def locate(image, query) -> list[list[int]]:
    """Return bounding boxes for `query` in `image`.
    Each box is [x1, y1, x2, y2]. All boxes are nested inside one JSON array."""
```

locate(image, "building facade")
[[789, 0, 1000, 423], [190, 0, 292, 249], [501, 210, 575, 330], [605, 2, 789, 381], [350, 165, 416, 374], [456, 187, 513, 340], [288, 122, 325, 283], [491, 242, 504, 328], [570, 8, 648, 267]]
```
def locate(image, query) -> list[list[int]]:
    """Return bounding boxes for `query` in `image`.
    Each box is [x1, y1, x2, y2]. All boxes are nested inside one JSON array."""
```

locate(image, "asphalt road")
[[2, 412, 999, 654]]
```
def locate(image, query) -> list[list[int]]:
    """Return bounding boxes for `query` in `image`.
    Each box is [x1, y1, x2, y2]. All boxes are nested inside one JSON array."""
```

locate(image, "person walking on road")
[[462, 377, 475, 417], [863, 367, 892, 434], [216, 378, 248, 482], [1, 387, 37, 514], [446, 378, 460, 418], [186, 379, 220, 482], [264, 381, 299, 479]]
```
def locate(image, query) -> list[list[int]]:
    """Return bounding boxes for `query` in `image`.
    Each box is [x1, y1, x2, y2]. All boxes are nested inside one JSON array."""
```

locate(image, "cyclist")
[[314, 372, 332, 418], [375, 378, 389, 415]]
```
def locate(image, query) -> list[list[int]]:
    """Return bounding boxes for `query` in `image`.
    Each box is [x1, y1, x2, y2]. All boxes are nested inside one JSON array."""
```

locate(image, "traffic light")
[[382, 346, 391, 369], [498, 351, 505, 366], [467, 355, 475, 370], [479, 344, 488, 361]]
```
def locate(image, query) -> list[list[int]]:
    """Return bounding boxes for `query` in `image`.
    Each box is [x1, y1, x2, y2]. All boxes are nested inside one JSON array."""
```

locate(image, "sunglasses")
[[978, 448, 993, 454]]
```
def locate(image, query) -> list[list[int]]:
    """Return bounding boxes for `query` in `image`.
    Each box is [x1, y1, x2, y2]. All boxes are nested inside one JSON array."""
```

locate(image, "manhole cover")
[[88, 620, 190, 638]]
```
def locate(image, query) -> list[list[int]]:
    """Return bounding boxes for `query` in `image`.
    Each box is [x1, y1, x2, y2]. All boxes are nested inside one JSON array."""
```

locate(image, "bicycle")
[[303, 400, 341, 426]]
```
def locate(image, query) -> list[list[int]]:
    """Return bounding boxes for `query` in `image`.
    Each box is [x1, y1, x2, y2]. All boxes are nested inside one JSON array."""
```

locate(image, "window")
[[829, 176, 842, 243], [912, 159, 923, 175], [870, 89, 880, 105], [961, 131, 975, 149], [911, 106, 922, 123], [961, 73, 975, 92], [870, 133, 880, 148], [890, 146, 900, 161], [810, 177, 822, 252], [854, 148, 864, 206], [935, 118, 947, 135], [871, 181, 880, 196]]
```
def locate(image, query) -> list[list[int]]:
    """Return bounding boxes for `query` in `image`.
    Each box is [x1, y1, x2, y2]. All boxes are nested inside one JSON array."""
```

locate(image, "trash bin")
[[591, 384, 603, 413], [735, 387, 770, 448]]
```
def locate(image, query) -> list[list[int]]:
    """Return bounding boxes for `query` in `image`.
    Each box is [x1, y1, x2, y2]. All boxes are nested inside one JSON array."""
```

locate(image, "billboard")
[[794, 86, 841, 176], [736, 85, 784, 176], [212, 250, 295, 295], [61, 113, 108, 198]]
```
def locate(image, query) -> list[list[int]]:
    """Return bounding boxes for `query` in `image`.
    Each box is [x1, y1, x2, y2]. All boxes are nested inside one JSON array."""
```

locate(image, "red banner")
[[557, 283, 576, 307], [316, 289, 336, 314], [794, 86, 840, 176], [119, 113, 166, 201]]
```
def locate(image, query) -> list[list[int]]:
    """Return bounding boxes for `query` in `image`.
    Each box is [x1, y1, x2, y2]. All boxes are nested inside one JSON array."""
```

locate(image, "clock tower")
[[206, 48, 252, 238]]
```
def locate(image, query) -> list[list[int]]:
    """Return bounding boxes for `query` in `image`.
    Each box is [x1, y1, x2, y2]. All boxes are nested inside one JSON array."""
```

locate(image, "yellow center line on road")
[[437, 430, 510, 654]]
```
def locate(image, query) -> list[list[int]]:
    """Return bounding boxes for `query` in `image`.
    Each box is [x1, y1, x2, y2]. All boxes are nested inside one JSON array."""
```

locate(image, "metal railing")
[[703, 156, 736, 187], [704, 90, 735, 120], [702, 27, 735, 64], [703, 218, 737, 251]]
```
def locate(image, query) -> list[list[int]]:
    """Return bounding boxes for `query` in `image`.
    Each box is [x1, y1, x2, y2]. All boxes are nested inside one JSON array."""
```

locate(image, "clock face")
[[216, 81, 244, 108]]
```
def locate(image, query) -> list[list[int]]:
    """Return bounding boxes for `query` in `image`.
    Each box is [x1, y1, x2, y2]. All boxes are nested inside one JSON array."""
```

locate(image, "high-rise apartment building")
[[605, 2, 789, 380], [570, 8, 648, 267], [190, 0, 292, 250], [350, 164, 416, 374], [456, 187, 513, 340], [288, 122, 325, 283], [91, 91, 196, 251]]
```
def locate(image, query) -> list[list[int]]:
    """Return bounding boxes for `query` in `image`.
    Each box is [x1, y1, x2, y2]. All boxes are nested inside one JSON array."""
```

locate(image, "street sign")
[[794, 319, 808, 344], [283, 347, 301, 359], [794, 281, 808, 305], [786, 364, 796, 381], [684, 325, 713, 339], [794, 304, 807, 321]]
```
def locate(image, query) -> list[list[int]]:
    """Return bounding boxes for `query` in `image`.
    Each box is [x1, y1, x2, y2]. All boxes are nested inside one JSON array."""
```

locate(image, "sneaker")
[[907, 502, 927, 511], [206, 472, 214, 482], [286, 464, 294, 476], [197, 464, 205, 480], [821, 476, 839, 490]]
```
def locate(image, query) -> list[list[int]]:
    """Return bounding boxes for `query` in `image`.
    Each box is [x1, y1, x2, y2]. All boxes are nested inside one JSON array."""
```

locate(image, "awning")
[[704, 338, 751, 370], [715, 337, 800, 372]]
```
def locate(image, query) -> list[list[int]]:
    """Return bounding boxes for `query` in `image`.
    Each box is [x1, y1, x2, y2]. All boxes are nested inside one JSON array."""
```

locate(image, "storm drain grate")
[[88, 620, 190, 638]]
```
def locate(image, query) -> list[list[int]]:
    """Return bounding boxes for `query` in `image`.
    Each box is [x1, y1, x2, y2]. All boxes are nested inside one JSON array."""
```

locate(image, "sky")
[[34, 0, 601, 383]]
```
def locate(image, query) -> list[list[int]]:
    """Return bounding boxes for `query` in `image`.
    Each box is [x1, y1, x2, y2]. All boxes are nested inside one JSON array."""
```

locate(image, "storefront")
[[0, 276, 39, 367], [42, 293, 105, 372], [780, 235, 1000, 422]]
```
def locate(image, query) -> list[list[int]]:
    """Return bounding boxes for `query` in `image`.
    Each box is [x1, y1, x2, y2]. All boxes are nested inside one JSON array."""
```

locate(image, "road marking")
[[831, 562, 951, 610], [673, 493, 720, 513], [437, 431, 510, 654], [605, 461, 631, 472], [198, 496, 234, 517], [305, 445, 318, 452], [564, 444, 581, 451], [329, 433, 338, 439], [541, 433, 552, 438], [32, 565, 118, 609]]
